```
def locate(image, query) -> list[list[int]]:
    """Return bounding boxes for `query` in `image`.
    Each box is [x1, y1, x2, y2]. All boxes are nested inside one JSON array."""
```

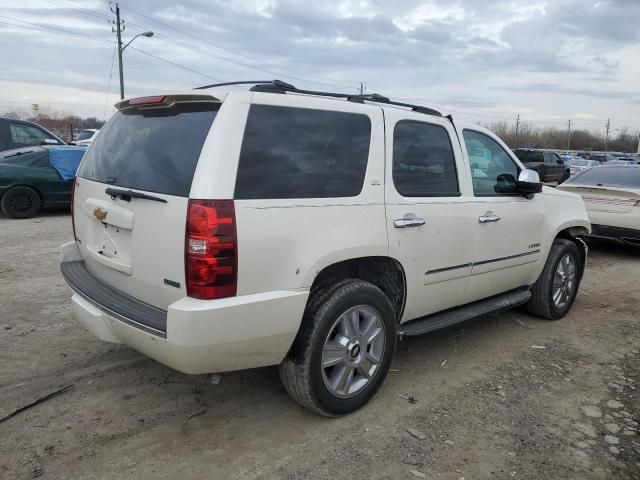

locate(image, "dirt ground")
[[0, 211, 639, 480]]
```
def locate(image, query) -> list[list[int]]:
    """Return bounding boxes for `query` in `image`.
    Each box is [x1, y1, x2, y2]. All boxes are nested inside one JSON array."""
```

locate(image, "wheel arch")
[[309, 256, 407, 323], [554, 225, 589, 279]]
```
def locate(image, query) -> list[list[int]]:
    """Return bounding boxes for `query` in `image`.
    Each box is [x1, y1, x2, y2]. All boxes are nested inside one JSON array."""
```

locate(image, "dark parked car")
[[513, 149, 571, 183], [0, 117, 65, 153], [0, 146, 83, 218]]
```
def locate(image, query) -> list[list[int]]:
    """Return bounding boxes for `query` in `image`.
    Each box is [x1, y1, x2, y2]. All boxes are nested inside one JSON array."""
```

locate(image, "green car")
[[0, 146, 81, 219]]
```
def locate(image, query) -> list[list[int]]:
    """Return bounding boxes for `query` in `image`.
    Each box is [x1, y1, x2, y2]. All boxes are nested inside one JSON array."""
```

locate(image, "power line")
[[117, 3, 360, 89], [0, 16, 220, 84], [103, 38, 118, 119], [43, 0, 112, 21], [0, 16, 112, 43], [128, 46, 223, 82]]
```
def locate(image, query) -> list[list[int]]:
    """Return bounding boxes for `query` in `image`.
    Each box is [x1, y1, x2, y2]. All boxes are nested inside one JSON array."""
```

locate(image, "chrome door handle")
[[478, 213, 500, 223], [394, 218, 425, 228]]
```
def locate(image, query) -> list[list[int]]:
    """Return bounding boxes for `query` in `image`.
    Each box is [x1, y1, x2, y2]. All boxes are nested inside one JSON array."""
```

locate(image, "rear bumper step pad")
[[60, 261, 167, 337]]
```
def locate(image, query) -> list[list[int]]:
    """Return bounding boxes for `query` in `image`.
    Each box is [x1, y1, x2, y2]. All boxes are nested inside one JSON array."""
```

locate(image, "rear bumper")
[[60, 241, 309, 374]]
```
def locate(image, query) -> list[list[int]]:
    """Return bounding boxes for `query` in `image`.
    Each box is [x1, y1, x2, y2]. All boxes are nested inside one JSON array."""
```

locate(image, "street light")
[[117, 30, 154, 99], [114, 4, 154, 99], [121, 31, 154, 52]]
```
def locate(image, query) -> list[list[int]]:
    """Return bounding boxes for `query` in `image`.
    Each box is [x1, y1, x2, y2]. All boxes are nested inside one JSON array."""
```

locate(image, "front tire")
[[279, 279, 397, 416], [526, 239, 582, 320], [1, 186, 42, 219]]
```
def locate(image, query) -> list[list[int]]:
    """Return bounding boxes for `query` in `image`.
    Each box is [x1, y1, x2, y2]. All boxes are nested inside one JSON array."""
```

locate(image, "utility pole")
[[567, 119, 572, 150], [514, 114, 520, 149], [360, 82, 364, 95], [112, 3, 125, 99], [605, 118, 611, 151]]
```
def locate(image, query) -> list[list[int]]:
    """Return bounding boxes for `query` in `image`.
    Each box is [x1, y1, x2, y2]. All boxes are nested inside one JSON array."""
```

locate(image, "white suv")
[[60, 81, 590, 416]]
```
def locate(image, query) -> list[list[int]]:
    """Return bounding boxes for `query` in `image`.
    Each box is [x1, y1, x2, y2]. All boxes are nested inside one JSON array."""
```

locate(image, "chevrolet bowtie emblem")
[[93, 207, 108, 221]]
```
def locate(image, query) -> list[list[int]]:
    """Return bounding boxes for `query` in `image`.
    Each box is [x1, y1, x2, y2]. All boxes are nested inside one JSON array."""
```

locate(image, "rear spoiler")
[[115, 94, 220, 111]]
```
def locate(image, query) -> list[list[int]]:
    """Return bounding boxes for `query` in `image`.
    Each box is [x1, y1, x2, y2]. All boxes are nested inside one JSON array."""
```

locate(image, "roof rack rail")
[[194, 79, 295, 90], [195, 79, 442, 117], [251, 82, 442, 117]]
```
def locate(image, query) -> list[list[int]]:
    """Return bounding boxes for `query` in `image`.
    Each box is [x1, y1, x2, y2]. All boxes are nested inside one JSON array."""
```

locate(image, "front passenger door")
[[458, 128, 544, 304]]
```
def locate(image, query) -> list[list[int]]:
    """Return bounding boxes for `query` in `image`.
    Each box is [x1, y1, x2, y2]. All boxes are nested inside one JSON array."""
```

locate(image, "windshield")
[[568, 166, 640, 189], [75, 130, 95, 141], [78, 103, 218, 197]]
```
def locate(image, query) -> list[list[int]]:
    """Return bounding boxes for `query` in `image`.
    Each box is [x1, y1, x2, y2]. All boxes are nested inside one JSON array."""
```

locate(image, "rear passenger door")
[[385, 111, 475, 322]]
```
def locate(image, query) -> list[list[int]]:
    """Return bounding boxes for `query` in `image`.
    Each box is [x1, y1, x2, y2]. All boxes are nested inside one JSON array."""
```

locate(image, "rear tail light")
[[185, 200, 237, 300], [71, 178, 78, 240]]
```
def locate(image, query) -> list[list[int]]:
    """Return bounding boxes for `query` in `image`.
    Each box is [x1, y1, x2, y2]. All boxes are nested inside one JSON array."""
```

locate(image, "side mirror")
[[557, 159, 564, 165], [517, 169, 543, 195]]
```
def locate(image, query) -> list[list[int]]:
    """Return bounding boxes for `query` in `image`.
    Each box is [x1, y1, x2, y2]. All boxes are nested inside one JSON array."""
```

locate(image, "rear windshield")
[[568, 166, 640, 188], [78, 103, 218, 197]]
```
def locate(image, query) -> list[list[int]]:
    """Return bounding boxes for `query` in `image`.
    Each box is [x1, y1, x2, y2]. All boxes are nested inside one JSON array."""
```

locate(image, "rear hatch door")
[[73, 95, 219, 309]]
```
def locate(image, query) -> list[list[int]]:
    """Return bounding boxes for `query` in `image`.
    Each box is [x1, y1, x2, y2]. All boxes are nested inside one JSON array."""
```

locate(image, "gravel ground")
[[0, 211, 639, 480]]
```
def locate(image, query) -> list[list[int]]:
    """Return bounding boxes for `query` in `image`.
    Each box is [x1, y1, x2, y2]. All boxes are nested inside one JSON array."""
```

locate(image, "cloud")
[[0, 0, 637, 130]]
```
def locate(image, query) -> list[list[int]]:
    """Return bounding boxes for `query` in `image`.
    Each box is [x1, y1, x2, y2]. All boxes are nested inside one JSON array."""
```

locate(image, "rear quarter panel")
[[189, 92, 388, 296]]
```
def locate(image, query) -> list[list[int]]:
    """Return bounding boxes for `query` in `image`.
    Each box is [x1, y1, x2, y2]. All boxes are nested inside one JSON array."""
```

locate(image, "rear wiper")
[[105, 187, 167, 203]]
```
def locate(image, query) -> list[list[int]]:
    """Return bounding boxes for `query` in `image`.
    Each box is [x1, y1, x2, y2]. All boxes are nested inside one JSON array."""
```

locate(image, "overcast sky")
[[0, 0, 638, 133]]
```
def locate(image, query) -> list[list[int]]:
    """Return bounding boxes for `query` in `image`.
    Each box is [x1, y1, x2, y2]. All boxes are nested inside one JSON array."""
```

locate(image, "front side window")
[[235, 105, 371, 199], [463, 130, 520, 196], [10, 123, 48, 146], [392, 121, 459, 197]]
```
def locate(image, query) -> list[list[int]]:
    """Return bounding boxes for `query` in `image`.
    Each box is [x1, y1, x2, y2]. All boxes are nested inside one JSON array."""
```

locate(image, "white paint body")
[[62, 88, 590, 374]]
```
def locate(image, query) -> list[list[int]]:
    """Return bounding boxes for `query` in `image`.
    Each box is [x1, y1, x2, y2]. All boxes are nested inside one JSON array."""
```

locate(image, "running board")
[[398, 289, 531, 338]]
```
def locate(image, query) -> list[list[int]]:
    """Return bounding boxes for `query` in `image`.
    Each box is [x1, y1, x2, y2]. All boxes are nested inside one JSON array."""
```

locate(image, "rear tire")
[[560, 170, 570, 183], [279, 279, 396, 416], [1, 186, 42, 219], [526, 239, 582, 320]]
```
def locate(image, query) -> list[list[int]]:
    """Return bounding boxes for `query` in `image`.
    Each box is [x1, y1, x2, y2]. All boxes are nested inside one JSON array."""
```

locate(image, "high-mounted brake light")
[[129, 95, 166, 106], [185, 200, 237, 300]]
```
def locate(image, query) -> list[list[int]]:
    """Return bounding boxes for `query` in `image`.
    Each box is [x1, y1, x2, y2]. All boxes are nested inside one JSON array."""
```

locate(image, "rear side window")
[[78, 103, 218, 197], [393, 121, 459, 197], [234, 105, 371, 199], [568, 167, 640, 188]]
